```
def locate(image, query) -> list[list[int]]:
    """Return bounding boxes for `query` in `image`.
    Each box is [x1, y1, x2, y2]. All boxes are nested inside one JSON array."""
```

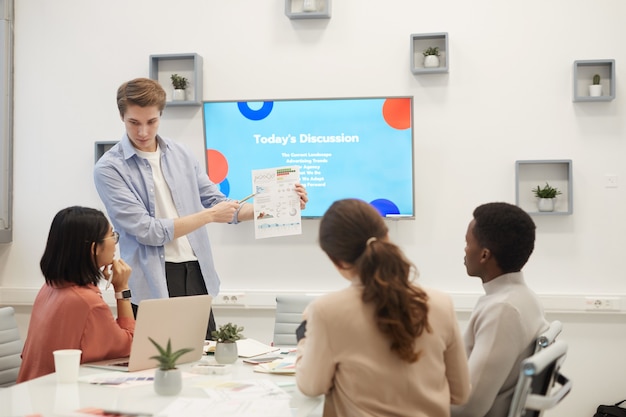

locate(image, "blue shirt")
[[94, 134, 237, 304]]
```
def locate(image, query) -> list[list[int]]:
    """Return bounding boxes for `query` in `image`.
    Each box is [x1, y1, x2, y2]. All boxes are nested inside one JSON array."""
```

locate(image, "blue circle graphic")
[[237, 101, 274, 121], [219, 177, 231, 197], [370, 199, 400, 217]]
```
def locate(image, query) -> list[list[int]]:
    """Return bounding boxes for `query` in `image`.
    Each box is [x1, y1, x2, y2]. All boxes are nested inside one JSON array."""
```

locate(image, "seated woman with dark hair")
[[17, 206, 134, 383], [296, 198, 470, 417]]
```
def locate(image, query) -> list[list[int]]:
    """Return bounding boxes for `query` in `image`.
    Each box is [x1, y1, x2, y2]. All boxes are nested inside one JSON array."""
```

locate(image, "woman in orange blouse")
[[17, 206, 135, 383]]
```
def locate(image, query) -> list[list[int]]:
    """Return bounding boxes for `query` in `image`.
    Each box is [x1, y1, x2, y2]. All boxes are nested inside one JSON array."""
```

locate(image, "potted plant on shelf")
[[423, 46, 440, 68], [211, 322, 244, 364], [589, 74, 602, 97], [170, 73, 188, 101], [149, 337, 194, 396], [532, 182, 562, 212]]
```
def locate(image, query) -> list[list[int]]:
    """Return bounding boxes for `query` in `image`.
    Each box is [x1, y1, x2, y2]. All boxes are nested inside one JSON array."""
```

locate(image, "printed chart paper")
[[251, 166, 302, 239]]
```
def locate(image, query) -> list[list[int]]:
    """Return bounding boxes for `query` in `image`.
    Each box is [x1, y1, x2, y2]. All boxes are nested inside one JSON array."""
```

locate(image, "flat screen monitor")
[[202, 96, 415, 219]]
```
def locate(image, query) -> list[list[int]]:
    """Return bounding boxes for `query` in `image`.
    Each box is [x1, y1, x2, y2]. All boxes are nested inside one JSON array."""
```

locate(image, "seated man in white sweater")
[[451, 202, 549, 417]]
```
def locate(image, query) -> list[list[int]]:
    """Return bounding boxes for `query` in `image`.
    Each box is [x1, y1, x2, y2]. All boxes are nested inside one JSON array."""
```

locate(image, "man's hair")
[[116, 77, 166, 117], [472, 202, 536, 272]]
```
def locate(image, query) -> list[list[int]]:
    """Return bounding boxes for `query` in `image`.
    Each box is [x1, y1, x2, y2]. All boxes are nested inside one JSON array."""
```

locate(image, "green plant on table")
[[211, 322, 244, 343], [148, 337, 194, 371]]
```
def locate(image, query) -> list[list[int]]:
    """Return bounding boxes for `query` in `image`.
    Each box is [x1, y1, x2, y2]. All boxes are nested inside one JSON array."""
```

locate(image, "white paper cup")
[[53, 349, 82, 383]]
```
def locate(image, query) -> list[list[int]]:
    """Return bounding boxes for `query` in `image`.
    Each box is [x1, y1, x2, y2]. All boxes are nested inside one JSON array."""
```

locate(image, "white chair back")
[[507, 340, 572, 417], [0, 306, 23, 387], [273, 295, 316, 346]]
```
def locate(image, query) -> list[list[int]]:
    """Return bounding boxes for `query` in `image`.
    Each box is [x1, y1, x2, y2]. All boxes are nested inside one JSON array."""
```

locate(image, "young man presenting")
[[94, 78, 308, 337]]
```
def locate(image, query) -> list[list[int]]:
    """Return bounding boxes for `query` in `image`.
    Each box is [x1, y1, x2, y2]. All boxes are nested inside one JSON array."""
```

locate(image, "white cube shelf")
[[410, 32, 448, 74], [285, 0, 331, 19], [572, 59, 615, 102], [515, 160, 573, 215], [149, 53, 203, 106]]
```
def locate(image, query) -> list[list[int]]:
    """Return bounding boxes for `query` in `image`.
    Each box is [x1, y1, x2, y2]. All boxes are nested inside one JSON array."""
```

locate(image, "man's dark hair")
[[472, 202, 536, 272]]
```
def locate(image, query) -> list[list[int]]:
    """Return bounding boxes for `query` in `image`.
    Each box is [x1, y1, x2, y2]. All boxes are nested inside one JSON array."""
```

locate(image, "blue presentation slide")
[[203, 97, 414, 218]]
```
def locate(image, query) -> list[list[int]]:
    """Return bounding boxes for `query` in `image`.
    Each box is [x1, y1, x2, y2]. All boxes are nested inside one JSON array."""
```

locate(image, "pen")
[[239, 192, 257, 203]]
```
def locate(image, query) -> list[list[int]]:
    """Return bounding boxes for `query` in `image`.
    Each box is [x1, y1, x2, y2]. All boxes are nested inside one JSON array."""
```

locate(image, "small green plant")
[[170, 73, 188, 90], [423, 46, 440, 57], [211, 322, 244, 343], [593, 74, 601, 85], [148, 337, 194, 371], [532, 182, 562, 199]]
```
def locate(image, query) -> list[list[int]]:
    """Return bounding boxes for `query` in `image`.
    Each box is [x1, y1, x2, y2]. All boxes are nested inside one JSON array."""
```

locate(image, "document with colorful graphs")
[[251, 166, 302, 239]]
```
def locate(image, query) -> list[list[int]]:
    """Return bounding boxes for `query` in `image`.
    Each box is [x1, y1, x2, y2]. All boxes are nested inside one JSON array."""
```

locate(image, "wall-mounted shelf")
[[515, 160, 573, 215], [410, 32, 448, 74], [94, 141, 118, 164], [149, 53, 203, 106], [285, 0, 331, 19], [572, 59, 615, 102]]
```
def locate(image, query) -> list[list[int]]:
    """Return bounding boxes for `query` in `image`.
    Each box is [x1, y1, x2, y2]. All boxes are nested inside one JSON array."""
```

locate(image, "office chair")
[[507, 340, 572, 417], [0, 306, 23, 387], [536, 320, 562, 352], [273, 294, 317, 346]]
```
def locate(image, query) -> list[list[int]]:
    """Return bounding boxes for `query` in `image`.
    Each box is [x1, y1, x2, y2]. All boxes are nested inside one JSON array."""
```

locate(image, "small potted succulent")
[[589, 74, 602, 97], [170, 73, 188, 101], [211, 322, 244, 364], [423, 46, 440, 68], [532, 182, 562, 212], [149, 337, 194, 396]]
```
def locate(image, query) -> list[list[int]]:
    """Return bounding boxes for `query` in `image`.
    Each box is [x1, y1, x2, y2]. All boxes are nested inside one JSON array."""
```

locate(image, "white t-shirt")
[[136, 146, 197, 263]]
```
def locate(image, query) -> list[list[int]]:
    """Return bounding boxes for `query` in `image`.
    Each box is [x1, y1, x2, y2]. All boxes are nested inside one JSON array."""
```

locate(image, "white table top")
[[0, 357, 323, 417]]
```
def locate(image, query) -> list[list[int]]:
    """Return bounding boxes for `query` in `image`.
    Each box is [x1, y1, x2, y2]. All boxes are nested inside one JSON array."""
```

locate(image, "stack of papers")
[[253, 357, 296, 375], [204, 338, 280, 358]]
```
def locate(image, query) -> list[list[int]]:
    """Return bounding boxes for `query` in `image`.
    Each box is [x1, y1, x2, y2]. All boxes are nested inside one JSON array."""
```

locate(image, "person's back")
[[298, 285, 469, 416], [18, 283, 134, 382], [459, 273, 547, 417], [296, 198, 470, 417]]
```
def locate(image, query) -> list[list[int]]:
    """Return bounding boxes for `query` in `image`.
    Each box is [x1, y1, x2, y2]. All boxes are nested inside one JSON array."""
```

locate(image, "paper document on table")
[[157, 380, 291, 417], [251, 166, 302, 239], [253, 356, 296, 375], [203, 338, 280, 358]]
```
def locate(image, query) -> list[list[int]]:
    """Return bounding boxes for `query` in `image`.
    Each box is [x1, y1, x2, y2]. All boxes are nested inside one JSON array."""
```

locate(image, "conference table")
[[0, 356, 324, 417]]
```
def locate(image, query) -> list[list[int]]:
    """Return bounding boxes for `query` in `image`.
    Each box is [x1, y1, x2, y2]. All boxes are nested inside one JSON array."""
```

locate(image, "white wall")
[[1, 1, 626, 415]]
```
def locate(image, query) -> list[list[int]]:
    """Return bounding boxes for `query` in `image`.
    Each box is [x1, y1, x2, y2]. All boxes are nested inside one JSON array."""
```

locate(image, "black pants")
[[131, 260, 216, 340]]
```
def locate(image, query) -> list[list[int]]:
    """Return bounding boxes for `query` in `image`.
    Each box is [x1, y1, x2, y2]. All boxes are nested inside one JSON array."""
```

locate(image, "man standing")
[[94, 78, 308, 338], [451, 202, 548, 417]]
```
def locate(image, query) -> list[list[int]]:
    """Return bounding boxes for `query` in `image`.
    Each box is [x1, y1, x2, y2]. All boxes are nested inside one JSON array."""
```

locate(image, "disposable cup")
[[53, 349, 82, 383]]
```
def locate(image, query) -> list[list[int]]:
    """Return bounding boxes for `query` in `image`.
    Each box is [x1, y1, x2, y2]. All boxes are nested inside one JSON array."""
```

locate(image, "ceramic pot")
[[589, 84, 602, 97], [172, 89, 186, 101], [537, 198, 555, 212], [214, 341, 238, 364], [424, 55, 440, 68], [154, 368, 182, 396]]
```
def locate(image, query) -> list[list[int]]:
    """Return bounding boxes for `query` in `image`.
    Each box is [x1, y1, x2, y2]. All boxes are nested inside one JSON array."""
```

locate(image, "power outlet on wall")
[[214, 293, 246, 306], [584, 296, 620, 311]]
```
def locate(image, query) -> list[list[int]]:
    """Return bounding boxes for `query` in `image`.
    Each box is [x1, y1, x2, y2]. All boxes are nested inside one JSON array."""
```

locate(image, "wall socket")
[[584, 296, 620, 311], [605, 175, 618, 188], [214, 293, 246, 306]]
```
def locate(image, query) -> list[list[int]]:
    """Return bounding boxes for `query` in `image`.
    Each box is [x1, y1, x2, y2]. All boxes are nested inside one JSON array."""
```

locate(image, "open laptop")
[[84, 294, 212, 372]]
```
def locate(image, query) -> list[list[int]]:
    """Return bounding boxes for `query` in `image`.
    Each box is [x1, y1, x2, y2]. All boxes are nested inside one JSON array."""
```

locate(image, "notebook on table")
[[84, 294, 212, 372]]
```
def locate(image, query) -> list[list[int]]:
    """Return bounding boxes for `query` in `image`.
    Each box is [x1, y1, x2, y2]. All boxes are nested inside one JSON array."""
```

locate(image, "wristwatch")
[[115, 289, 132, 300]]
